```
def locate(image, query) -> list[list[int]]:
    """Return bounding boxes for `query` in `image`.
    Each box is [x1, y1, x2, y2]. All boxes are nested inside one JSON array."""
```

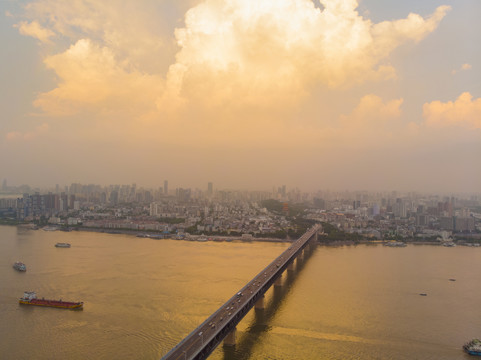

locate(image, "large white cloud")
[[162, 0, 450, 108], [33, 39, 163, 119], [11, 0, 474, 192], [15, 0, 450, 116]]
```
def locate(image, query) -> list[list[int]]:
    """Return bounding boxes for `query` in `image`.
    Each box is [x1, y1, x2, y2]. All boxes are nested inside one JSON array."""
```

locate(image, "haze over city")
[[1, 0, 480, 193]]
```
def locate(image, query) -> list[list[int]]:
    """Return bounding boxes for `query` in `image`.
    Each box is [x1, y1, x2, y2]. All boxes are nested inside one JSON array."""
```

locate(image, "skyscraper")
[[207, 182, 213, 196], [164, 180, 168, 196]]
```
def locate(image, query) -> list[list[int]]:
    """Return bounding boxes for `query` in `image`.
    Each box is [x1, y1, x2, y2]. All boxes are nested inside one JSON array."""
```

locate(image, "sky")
[[0, 0, 480, 193]]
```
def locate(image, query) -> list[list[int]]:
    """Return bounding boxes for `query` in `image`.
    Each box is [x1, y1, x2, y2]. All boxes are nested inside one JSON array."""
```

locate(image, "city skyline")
[[1, 0, 480, 192], [2, 178, 481, 199]]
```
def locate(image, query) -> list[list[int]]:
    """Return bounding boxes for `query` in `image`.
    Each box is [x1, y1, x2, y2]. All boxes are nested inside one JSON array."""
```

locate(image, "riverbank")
[[74, 226, 293, 243]]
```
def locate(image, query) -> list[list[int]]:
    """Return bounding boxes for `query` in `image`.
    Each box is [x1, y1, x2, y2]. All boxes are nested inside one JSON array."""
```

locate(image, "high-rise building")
[[176, 188, 191, 202], [313, 198, 326, 210], [109, 190, 119, 205], [455, 217, 475, 232], [164, 180, 168, 196], [207, 182, 213, 196]]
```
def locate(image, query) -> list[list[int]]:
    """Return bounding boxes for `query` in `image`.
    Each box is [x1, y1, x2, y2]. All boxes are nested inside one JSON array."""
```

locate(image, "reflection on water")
[[1, 225, 481, 360]]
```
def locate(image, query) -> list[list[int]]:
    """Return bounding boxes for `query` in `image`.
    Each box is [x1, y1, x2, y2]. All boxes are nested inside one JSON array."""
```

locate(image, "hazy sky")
[[1, 0, 480, 193]]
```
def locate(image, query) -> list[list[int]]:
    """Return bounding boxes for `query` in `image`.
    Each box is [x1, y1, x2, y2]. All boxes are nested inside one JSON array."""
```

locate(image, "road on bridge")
[[162, 224, 321, 360]]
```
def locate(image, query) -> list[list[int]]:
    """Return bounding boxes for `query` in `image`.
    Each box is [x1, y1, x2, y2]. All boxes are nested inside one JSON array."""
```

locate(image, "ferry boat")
[[464, 339, 481, 356], [13, 262, 26, 271], [55, 242, 71, 248], [19, 291, 83, 310]]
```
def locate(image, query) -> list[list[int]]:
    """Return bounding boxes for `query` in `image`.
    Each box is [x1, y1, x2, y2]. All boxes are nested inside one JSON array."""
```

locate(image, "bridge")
[[161, 223, 321, 360]]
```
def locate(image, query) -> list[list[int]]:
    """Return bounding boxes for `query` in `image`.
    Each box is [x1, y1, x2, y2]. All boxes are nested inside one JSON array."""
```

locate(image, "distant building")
[[176, 188, 191, 202], [313, 198, 326, 210], [164, 180, 168, 196], [393, 200, 407, 218], [109, 190, 119, 205], [207, 182, 213, 196], [439, 217, 454, 230], [455, 217, 475, 232], [416, 214, 427, 226]]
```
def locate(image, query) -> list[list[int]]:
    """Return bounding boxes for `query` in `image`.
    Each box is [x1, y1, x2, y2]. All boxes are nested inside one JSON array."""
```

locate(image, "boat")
[[443, 242, 456, 247], [42, 226, 58, 231], [55, 243, 71, 248], [13, 262, 26, 271], [197, 236, 208, 242], [19, 291, 83, 310], [464, 339, 481, 356], [384, 241, 407, 247]]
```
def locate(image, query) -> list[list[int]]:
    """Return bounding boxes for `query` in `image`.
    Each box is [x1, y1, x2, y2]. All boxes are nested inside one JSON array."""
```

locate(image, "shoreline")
[[10, 224, 480, 246]]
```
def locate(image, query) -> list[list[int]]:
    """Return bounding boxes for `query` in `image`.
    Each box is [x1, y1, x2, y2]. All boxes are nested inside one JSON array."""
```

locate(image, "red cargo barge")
[[19, 291, 83, 310]]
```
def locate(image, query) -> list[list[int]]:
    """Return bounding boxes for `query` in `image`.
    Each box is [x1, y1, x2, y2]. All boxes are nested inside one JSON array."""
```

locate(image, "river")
[[0, 225, 479, 359]]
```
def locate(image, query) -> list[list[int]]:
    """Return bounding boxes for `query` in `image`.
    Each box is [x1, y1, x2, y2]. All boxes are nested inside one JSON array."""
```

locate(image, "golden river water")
[[1, 225, 480, 359]]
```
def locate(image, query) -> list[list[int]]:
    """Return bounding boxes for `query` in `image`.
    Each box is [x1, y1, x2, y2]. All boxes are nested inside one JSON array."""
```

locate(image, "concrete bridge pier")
[[287, 262, 294, 272], [274, 275, 283, 287], [255, 295, 265, 310], [223, 327, 237, 347], [297, 251, 304, 262]]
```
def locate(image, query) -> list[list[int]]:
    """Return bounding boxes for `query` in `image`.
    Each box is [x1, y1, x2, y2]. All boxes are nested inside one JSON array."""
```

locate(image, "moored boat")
[[19, 291, 83, 310], [443, 241, 456, 247], [55, 242, 71, 248], [464, 339, 481, 356], [13, 262, 26, 271], [383, 241, 407, 247], [42, 226, 58, 231]]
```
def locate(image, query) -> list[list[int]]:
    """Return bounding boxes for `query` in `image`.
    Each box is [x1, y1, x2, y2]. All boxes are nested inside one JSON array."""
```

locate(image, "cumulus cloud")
[[452, 63, 472, 75], [9, 0, 466, 192], [423, 92, 481, 130], [163, 0, 449, 108], [34, 39, 163, 118], [16, 20, 55, 43], [15, 0, 450, 117], [18, 0, 171, 72]]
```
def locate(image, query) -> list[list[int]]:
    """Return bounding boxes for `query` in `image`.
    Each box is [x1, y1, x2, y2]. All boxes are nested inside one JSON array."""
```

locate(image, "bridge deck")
[[161, 224, 321, 360]]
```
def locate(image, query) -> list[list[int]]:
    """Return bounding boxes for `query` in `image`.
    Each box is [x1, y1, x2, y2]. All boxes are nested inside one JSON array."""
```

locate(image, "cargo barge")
[[19, 291, 83, 310], [55, 242, 71, 248]]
